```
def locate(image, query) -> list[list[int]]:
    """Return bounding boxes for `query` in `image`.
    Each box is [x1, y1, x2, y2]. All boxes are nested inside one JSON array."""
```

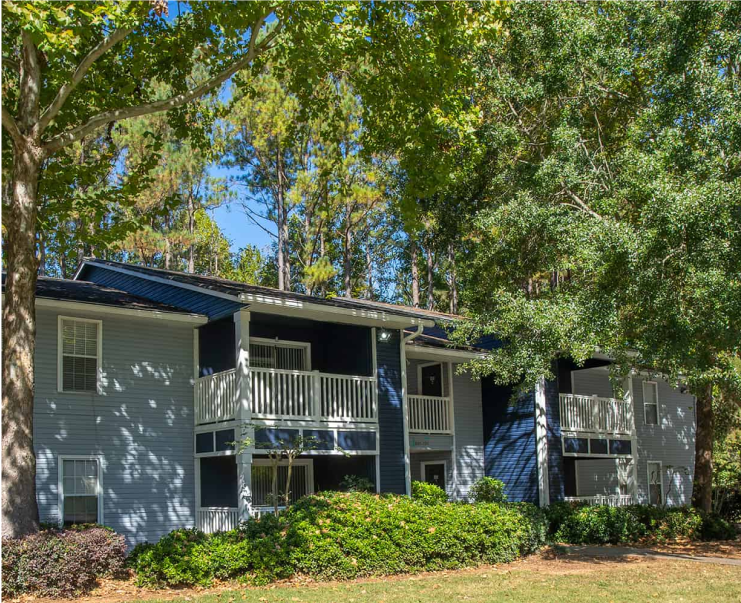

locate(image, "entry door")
[[423, 463, 446, 490], [420, 363, 443, 397]]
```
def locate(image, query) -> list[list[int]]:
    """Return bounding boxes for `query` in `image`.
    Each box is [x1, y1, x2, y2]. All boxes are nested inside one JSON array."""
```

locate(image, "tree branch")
[[2, 57, 20, 73], [44, 13, 273, 154], [2, 106, 23, 146], [562, 189, 605, 222], [37, 25, 136, 135]]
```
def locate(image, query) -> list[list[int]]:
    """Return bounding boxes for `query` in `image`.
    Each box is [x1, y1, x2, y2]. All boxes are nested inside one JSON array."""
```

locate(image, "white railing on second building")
[[408, 395, 452, 433], [564, 494, 634, 507], [195, 367, 378, 424], [196, 506, 286, 533], [559, 394, 634, 435]]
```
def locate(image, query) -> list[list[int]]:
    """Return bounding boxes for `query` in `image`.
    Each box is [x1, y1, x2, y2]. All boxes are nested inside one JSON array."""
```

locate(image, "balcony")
[[408, 395, 452, 434], [195, 367, 378, 425], [559, 394, 634, 436]]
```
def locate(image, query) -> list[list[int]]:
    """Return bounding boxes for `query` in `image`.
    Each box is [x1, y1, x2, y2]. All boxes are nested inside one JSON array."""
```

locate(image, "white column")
[[399, 329, 412, 496], [447, 361, 457, 499], [624, 373, 640, 503], [234, 309, 253, 521], [535, 377, 550, 507]]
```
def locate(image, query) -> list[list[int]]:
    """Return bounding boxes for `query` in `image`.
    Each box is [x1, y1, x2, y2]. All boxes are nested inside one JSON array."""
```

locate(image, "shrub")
[[700, 512, 737, 541], [339, 474, 375, 493], [129, 492, 548, 587], [469, 477, 507, 504], [2, 525, 126, 598], [554, 505, 645, 545], [411, 480, 447, 505]]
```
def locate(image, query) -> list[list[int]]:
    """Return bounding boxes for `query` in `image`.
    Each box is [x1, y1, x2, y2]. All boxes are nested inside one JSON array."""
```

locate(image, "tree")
[[2, 0, 507, 537], [446, 1, 741, 511]]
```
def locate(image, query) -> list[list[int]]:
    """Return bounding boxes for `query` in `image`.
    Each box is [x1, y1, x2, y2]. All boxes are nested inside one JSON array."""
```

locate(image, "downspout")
[[401, 325, 424, 496]]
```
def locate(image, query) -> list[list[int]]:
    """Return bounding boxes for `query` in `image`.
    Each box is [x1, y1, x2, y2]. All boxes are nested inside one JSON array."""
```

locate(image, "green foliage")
[[546, 504, 737, 545], [339, 474, 375, 493], [128, 492, 548, 588], [469, 477, 507, 504], [411, 480, 448, 505], [2, 525, 126, 598]]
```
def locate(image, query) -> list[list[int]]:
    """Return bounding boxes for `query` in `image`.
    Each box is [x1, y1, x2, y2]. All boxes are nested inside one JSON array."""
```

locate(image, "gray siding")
[[576, 459, 620, 496], [407, 358, 484, 501], [377, 330, 406, 494], [572, 367, 695, 506], [410, 451, 454, 498], [34, 307, 195, 545]]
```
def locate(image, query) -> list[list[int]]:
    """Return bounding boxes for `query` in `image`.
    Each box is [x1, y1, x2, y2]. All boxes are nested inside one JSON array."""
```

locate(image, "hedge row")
[[545, 502, 737, 545], [128, 491, 548, 587], [1, 525, 126, 598]]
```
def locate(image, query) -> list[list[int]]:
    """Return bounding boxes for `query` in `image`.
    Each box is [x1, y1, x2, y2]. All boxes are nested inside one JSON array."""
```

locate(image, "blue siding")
[[81, 265, 243, 318], [546, 376, 564, 503], [482, 378, 538, 503], [377, 329, 406, 494]]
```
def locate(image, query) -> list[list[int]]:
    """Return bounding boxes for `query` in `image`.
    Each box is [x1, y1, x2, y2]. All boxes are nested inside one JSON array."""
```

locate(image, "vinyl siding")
[[545, 377, 564, 503], [575, 459, 620, 496], [34, 306, 195, 546], [377, 330, 406, 494], [482, 379, 538, 504]]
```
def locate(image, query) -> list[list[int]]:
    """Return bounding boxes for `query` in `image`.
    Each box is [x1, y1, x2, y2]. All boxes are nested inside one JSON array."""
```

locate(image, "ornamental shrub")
[[339, 474, 375, 492], [469, 477, 507, 503], [554, 505, 645, 545], [128, 491, 548, 587], [2, 525, 126, 598], [411, 480, 447, 505]]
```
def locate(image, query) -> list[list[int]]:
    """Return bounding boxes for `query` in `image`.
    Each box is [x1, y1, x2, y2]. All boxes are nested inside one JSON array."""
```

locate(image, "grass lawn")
[[112, 553, 741, 603]]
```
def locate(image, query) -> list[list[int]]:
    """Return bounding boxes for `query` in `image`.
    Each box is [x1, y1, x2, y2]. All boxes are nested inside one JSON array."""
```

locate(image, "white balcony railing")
[[559, 394, 634, 435], [195, 367, 377, 425], [408, 395, 452, 434], [196, 507, 239, 532], [564, 494, 634, 507]]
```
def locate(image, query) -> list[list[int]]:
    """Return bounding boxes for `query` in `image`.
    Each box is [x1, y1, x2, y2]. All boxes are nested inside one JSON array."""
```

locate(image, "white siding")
[[34, 307, 196, 545]]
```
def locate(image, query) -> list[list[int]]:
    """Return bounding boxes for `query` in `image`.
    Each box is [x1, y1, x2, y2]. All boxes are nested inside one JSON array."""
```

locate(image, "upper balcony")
[[559, 393, 634, 436], [195, 367, 377, 425]]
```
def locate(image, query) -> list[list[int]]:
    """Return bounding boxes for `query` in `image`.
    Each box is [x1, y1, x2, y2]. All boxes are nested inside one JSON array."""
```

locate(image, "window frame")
[[57, 316, 103, 394], [642, 381, 660, 427], [57, 455, 104, 527], [251, 458, 315, 507], [417, 361, 445, 397], [420, 459, 448, 491], [647, 460, 664, 506], [249, 337, 311, 371]]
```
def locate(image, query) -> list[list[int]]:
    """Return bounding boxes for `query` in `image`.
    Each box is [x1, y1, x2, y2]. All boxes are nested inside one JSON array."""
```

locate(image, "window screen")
[[62, 459, 99, 525], [61, 319, 99, 392], [251, 464, 311, 507], [250, 342, 307, 370]]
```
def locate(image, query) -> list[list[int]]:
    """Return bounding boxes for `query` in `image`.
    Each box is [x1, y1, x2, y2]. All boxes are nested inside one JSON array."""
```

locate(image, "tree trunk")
[[365, 243, 373, 300], [37, 230, 46, 277], [410, 238, 420, 308], [319, 231, 327, 298], [448, 242, 458, 314], [425, 239, 434, 311], [187, 196, 195, 273], [343, 208, 352, 297], [2, 141, 42, 538], [276, 149, 290, 291], [692, 382, 714, 512]]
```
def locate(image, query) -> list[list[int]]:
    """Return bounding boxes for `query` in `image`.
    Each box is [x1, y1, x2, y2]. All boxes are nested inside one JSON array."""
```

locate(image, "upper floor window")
[[419, 362, 444, 397], [59, 456, 103, 526], [249, 338, 310, 371], [643, 381, 659, 426], [58, 317, 101, 393]]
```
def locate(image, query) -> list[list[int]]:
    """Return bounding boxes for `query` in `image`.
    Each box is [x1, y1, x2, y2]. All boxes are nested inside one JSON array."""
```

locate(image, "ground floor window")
[[648, 461, 663, 505], [421, 461, 447, 491], [59, 456, 102, 526], [251, 459, 314, 507]]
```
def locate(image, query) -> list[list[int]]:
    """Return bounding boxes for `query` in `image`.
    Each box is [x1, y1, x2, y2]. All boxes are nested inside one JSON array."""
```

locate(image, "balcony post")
[[234, 309, 252, 521], [535, 377, 550, 507], [313, 370, 322, 421]]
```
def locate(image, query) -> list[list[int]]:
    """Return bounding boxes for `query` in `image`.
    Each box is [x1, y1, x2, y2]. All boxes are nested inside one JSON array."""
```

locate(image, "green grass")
[[130, 558, 741, 603]]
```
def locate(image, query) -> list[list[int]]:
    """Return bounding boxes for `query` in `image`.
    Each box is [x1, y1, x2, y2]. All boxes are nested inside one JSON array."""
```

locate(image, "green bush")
[[2, 525, 126, 598], [411, 480, 447, 505], [469, 477, 507, 503], [547, 502, 737, 545], [129, 492, 548, 587], [339, 474, 375, 493]]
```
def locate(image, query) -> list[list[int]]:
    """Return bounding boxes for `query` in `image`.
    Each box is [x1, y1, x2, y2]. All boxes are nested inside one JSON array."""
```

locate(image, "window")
[[648, 461, 663, 505], [249, 338, 309, 371], [251, 459, 314, 507], [59, 457, 102, 526], [643, 381, 659, 426], [58, 317, 101, 393], [418, 363, 444, 397]]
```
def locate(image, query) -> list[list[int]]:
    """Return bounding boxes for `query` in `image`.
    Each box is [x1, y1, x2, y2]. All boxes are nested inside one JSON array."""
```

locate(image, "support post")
[[447, 361, 457, 498], [624, 373, 640, 503], [535, 377, 550, 507], [234, 309, 253, 521]]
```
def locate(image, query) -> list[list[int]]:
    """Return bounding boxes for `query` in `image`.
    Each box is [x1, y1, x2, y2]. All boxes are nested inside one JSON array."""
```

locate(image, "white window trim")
[[57, 455, 104, 527], [420, 459, 448, 490], [57, 316, 103, 394], [249, 336, 311, 371], [416, 361, 445, 397], [642, 381, 660, 427], [647, 460, 664, 506]]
